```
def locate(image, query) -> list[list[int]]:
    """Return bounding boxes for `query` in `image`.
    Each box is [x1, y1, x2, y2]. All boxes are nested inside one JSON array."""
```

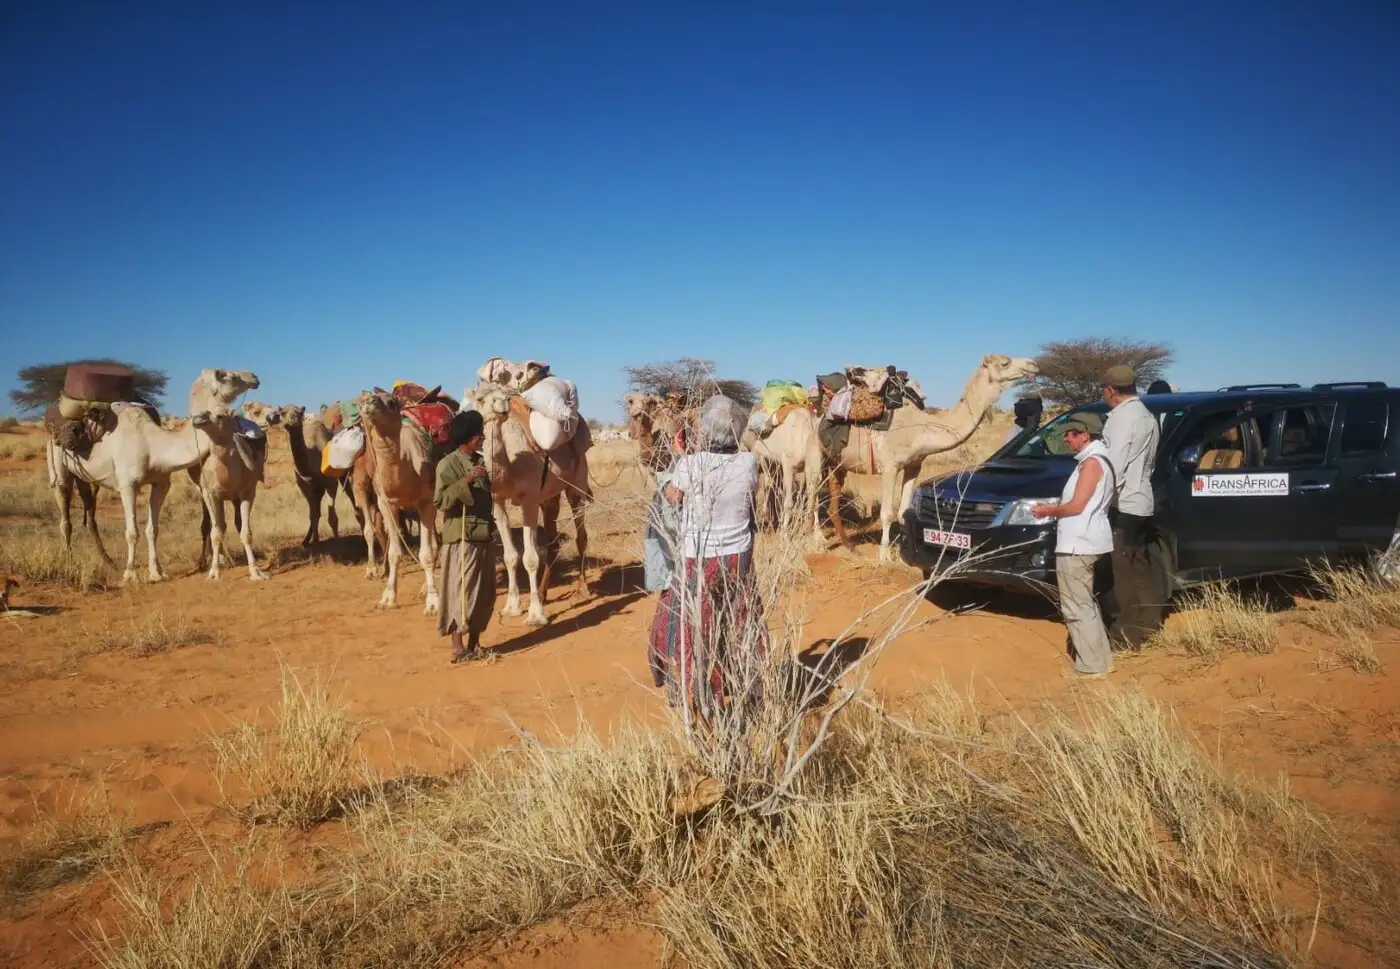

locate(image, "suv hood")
[[926, 457, 1074, 502]]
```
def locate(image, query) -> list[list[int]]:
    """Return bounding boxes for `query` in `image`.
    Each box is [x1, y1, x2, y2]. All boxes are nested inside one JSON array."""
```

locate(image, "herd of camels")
[[43, 354, 1038, 624]]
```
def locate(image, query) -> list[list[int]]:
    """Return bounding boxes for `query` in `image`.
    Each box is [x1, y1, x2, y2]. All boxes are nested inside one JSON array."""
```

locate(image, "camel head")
[[980, 354, 1039, 388], [357, 389, 403, 431], [242, 401, 280, 428], [623, 393, 659, 440], [510, 360, 550, 392], [471, 384, 515, 421], [279, 404, 307, 427], [190, 368, 260, 417], [477, 357, 520, 386]]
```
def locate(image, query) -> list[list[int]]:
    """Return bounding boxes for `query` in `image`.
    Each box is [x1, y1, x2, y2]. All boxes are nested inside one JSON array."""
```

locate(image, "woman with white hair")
[[652, 394, 768, 713]]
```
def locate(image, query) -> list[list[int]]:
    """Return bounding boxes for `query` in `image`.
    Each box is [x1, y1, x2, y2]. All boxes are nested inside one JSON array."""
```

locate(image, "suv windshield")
[[1005, 402, 1191, 458], [1009, 406, 1106, 457]]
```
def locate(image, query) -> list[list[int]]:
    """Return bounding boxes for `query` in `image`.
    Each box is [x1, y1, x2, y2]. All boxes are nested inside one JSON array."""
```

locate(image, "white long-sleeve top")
[[1102, 395, 1159, 516]]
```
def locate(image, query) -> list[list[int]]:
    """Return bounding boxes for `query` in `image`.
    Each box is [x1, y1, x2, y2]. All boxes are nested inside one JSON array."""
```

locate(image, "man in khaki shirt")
[[1100, 365, 1163, 648]]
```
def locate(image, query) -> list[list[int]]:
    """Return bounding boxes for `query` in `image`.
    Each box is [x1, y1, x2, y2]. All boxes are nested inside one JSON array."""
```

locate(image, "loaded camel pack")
[[318, 381, 459, 478], [475, 358, 593, 474], [43, 364, 160, 459], [814, 365, 925, 465]]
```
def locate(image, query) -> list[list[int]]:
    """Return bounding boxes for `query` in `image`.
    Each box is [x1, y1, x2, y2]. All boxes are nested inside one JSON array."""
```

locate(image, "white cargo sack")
[[529, 411, 576, 451], [326, 425, 364, 470], [522, 376, 580, 450], [521, 376, 577, 422]]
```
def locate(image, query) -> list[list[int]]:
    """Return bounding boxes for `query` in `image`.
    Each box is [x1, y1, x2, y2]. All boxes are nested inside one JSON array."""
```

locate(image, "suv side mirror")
[[1177, 443, 1202, 473]]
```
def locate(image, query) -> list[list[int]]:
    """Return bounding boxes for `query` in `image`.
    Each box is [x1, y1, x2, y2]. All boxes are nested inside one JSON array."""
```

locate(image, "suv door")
[[1331, 393, 1400, 556], [1164, 402, 1338, 576], [1258, 402, 1340, 566]]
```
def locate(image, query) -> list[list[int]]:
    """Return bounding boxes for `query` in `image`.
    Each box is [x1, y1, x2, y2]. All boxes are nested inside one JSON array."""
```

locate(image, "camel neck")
[[286, 424, 317, 478]]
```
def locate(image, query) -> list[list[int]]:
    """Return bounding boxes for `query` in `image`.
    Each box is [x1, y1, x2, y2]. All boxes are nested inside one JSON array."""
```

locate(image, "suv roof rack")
[[1311, 381, 1388, 391], [1219, 383, 1301, 391]]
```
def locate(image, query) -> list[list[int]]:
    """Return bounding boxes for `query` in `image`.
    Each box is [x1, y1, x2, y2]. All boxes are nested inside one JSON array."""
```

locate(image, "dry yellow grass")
[[89, 610, 223, 658], [209, 664, 365, 828], [1300, 564, 1396, 675], [1148, 583, 1278, 658], [0, 430, 46, 462], [1, 782, 127, 909], [94, 680, 1344, 969]]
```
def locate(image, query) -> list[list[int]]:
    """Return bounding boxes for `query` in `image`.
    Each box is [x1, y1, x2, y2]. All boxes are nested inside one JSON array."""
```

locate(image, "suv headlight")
[[1001, 498, 1057, 527]]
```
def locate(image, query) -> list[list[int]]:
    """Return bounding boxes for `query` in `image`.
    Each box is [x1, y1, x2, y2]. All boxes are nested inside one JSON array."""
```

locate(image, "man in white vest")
[[1033, 413, 1116, 677]]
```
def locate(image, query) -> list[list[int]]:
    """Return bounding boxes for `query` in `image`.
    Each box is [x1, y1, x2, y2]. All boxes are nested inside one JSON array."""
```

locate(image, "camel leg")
[[145, 477, 171, 582], [804, 461, 825, 550], [537, 496, 559, 607], [495, 500, 524, 618], [190, 468, 210, 573], [828, 470, 850, 548], [118, 483, 140, 585], [898, 475, 919, 519], [54, 475, 75, 550], [570, 492, 590, 599], [196, 501, 212, 575], [238, 497, 268, 580], [375, 497, 404, 609], [781, 458, 797, 533], [356, 479, 382, 579], [76, 481, 114, 564], [203, 494, 227, 580], [300, 482, 319, 547], [878, 469, 902, 565], [326, 485, 340, 540], [519, 508, 548, 627], [361, 507, 380, 578], [419, 504, 439, 616]]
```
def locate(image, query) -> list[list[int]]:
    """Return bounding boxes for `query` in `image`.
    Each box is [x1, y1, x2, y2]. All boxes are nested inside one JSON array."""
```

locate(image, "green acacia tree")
[[1029, 338, 1174, 407], [623, 357, 759, 409]]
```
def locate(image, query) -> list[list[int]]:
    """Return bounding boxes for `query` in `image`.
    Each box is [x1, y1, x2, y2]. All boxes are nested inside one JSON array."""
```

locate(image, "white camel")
[[46, 405, 215, 584], [825, 354, 1039, 563], [186, 369, 265, 580], [474, 383, 592, 627], [743, 404, 825, 547]]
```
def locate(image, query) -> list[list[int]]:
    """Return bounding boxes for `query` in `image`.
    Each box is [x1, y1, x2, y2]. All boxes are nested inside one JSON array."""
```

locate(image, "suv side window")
[[1340, 398, 1390, 456], [1179, 411, 1266, 472], [1263, 405, 1336, 467]]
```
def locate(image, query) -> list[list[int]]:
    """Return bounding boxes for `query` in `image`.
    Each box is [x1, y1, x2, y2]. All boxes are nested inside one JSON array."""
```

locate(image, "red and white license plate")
[[923, 529, 971, 550]]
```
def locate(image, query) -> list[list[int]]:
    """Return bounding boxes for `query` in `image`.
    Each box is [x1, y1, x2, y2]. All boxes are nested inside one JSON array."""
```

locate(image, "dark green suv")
[[901, 383, 1400, 593]]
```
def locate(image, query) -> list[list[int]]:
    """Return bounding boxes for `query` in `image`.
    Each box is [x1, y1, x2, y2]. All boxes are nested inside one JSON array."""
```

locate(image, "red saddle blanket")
[[403, 402, 456, 446]]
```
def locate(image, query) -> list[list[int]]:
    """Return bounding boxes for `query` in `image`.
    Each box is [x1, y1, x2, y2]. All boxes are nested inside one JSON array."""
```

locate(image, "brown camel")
[[474, 383, 592, 627], [357, 390, 439, 612], [278, 405, 344, 548]]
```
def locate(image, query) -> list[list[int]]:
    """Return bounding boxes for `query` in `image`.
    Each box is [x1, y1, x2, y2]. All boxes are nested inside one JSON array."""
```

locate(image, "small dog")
[[0, 574, 17, 611]]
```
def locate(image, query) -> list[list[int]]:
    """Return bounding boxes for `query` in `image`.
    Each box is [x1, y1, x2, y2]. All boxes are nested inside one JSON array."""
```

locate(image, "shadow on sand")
[[486, 589, 648, 658], [783, 636, 872, 708]]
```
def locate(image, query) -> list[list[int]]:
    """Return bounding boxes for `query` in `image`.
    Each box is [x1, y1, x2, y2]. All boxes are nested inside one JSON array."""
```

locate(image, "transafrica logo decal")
[[1191, 473, 1290, 497]]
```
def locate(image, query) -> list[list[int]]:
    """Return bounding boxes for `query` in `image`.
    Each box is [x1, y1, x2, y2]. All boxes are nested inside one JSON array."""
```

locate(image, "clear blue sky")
[[3, 1, 1397, 421]]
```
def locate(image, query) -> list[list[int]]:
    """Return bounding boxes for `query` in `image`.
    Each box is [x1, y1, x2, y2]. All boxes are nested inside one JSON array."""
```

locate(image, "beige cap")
[[1102, 365, 1136, 388], [1062, 413, 1104, 436]]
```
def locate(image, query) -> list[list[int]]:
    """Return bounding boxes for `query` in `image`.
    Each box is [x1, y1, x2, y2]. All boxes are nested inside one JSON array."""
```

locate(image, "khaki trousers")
[[1056, 553, 1114, 675]]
